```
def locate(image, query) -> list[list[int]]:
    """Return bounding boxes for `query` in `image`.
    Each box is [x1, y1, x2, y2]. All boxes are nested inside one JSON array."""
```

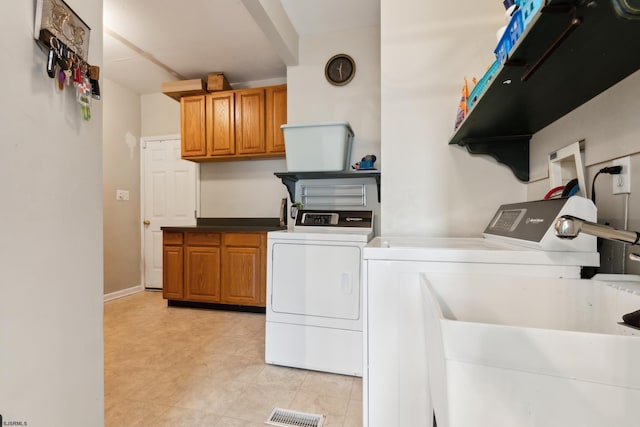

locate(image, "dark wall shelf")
[[274, 171, 381, 202], [449, 0, 640, 181]]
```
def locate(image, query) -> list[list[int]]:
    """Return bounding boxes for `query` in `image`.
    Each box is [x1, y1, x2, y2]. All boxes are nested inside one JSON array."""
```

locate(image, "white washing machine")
[[266, 209, 374, 376], [362, 196, 601, 427]]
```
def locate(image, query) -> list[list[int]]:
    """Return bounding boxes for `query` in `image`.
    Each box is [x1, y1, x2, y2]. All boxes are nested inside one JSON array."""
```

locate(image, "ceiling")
[[103, 0, 380, 95]]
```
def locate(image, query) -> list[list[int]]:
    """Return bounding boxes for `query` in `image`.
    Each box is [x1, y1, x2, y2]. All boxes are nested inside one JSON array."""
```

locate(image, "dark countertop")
[[161, 217, 287, 232]]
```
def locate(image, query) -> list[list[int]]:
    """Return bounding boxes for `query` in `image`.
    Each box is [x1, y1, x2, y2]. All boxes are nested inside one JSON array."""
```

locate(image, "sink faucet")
[[555, 215, 640, 262], [555, 215, 640, 244]]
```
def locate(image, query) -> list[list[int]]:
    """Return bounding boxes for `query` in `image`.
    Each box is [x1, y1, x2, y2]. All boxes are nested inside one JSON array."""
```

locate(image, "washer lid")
[[363, 236, 599, 267]]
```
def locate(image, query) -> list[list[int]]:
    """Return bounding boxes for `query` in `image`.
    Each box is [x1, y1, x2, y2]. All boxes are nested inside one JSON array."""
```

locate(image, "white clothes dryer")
[[266, 209, 374, 376]]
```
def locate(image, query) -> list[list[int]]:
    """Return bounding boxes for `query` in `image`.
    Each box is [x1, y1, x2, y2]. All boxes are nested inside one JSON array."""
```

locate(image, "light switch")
[[116, 189, 129, 201]]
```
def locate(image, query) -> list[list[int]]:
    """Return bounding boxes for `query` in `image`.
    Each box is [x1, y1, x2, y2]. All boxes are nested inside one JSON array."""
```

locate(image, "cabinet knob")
[[143, 220, 151, 226]]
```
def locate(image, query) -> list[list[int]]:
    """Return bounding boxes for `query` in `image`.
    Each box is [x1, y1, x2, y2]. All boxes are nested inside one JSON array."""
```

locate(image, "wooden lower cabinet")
[[162, 230, 266, 307]]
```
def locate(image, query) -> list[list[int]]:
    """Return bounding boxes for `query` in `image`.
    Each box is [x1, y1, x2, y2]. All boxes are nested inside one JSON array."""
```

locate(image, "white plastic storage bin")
[[281, 122, 354, 172]]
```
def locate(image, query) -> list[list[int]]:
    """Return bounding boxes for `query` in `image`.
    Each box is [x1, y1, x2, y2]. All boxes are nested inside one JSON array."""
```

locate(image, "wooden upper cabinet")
[[206, 92, 236, 156], [266, 85, 287, 154], [180, 96, 207, 157], [235, 88, 266, 155], [179, 84, 286, 161]]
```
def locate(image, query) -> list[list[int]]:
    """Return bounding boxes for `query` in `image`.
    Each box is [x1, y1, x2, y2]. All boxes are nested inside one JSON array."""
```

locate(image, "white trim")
[[104, 284, 144, 302], [142, 134, 181, 142]]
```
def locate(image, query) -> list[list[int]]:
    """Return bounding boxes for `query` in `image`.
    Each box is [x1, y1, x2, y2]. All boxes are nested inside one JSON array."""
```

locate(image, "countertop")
[[161, 217, 286, 232]]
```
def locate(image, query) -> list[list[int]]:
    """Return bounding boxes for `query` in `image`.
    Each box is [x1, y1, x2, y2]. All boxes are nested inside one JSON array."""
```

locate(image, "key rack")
[[35, 0, 91, 60], [34, 0, 100, 120]]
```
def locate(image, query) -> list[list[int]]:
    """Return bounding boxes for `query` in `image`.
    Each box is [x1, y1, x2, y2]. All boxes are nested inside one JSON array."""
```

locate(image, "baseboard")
[[104, 284, 144, 302], [167, 299, 266, 313]]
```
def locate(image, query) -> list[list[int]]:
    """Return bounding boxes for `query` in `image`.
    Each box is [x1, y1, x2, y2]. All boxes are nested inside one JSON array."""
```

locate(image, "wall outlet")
[[116, 189, 130, 201], [612, 156, 631, 195]]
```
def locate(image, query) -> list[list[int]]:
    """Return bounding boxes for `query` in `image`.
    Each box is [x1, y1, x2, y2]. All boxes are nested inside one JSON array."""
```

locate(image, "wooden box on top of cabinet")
[[207, 72, 232, 92], [162, 79, 207, 101]]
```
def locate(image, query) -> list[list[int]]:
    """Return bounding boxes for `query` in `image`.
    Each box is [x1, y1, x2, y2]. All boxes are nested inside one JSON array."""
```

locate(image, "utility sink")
[[421, 273, 640, 427]]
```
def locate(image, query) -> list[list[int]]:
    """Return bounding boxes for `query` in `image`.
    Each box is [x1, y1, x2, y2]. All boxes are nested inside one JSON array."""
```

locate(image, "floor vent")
[[265, 408, 325, 427]]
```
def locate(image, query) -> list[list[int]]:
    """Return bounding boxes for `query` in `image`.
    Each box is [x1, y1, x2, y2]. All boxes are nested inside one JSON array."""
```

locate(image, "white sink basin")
[[421, 273, 640, 427]]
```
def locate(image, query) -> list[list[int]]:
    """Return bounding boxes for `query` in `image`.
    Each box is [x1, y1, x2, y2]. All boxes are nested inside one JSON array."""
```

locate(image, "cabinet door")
[[181, 96, 207, 157], [266, 85, 287, 154], [185, 246, 221, 302], [235, 88, 266, 155], [206, 92, 236, 156], [221, 233, 265, 306], [163, 245, 184, 300], [221, 246, 262, 306]]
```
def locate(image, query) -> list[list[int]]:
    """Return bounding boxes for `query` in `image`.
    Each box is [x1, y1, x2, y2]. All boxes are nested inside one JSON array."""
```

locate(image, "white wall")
[[380, 0, 526, 236], [103, 78, 142, 295], [141, 92, 180, 136], [0, 1, 104, 426], [526, 69, 640, 275], [286, 26, 381, 167], [199, 158, 289, 217], [529, 70, 640, 182]]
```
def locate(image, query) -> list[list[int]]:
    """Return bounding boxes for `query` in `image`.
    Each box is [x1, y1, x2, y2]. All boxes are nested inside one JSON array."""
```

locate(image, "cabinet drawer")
[[186, 232, 221, 246], [224, 232, 263, 247], [163, 232, 184, 245]]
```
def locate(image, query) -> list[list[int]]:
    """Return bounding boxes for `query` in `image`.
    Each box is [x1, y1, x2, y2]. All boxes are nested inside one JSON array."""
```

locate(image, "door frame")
[[139, 134, 200, 290]]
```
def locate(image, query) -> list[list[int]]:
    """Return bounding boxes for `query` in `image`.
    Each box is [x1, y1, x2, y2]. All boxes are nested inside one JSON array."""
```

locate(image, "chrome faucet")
[[555, 215, 640, 262]]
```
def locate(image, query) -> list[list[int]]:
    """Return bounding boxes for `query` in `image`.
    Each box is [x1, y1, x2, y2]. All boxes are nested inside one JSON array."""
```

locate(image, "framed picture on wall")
[[34, 0, 91, 60]]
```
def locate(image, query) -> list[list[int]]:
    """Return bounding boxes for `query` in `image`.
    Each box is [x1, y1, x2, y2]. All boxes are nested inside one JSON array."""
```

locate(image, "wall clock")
[[325, 54, 356, 86]]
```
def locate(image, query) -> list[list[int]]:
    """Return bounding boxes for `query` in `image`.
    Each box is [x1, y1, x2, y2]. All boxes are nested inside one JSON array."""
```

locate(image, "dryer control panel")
[[295, 209, 373, 231]]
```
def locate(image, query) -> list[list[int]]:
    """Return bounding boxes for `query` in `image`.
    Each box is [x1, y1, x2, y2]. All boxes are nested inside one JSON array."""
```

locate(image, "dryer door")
[[271, 242, 361, 322]]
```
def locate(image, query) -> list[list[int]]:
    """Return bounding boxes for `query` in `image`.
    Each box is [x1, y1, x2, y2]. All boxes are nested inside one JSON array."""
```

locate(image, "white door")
[[142, 138, 198, 289]]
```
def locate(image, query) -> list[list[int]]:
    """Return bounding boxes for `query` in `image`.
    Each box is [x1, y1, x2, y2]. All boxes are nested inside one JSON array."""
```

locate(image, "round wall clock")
[[325, 54, 356, 86]]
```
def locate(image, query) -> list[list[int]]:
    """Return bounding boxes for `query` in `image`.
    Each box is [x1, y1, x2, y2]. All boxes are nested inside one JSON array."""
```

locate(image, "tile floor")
[[104, 291, 363, 426]]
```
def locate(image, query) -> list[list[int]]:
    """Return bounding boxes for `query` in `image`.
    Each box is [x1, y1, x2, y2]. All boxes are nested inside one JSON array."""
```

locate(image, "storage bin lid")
[[280, 121, 354, 136]]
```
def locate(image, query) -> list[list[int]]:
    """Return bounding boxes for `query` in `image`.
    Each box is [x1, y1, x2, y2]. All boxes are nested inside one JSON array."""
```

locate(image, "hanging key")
[[90, 78, 101, 100], [58, 68, 66, 90], [46, 47, 56, 78], [74, 65, 83, 84], [89, 65, 101, 100], [88, 65, 100, 80], [47, 36, 61, 79], [56, 53, 68, 72]]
